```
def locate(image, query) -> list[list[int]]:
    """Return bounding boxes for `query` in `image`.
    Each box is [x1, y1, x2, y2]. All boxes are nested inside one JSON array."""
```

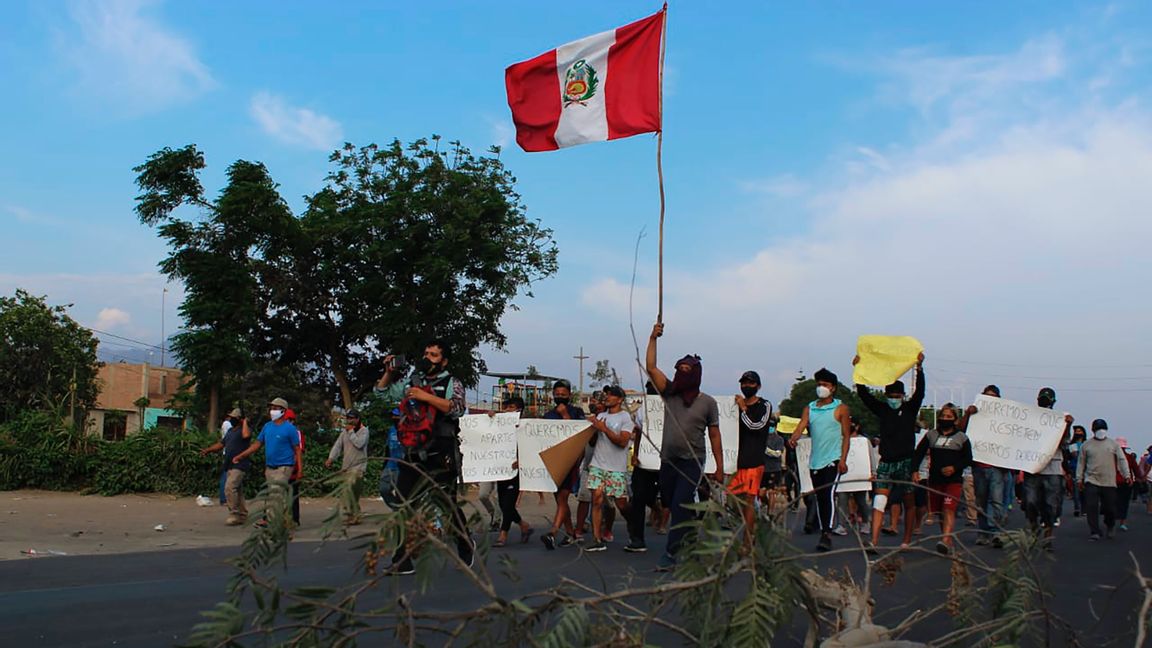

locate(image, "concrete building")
[[86, 362, 189, 440]]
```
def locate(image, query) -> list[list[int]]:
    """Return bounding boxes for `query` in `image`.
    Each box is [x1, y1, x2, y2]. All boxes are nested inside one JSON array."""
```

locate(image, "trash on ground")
[[195, 495, 214, 507], [22, 549, 68, 557], [153, 524, 166, 532]]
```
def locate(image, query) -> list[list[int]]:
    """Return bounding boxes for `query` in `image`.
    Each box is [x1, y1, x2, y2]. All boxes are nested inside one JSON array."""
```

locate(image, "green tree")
[[134, 145, 292, 428], [261, 137, 558, 401], [0, 290, 99, 425], [587, 359, 616, 389]]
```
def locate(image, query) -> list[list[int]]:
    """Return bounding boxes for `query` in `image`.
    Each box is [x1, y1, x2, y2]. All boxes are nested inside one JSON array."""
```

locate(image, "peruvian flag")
[[505, 7, 665, 152]]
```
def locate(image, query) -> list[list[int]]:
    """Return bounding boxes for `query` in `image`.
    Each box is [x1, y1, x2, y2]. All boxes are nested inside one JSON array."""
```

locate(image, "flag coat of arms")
[[505, 8, 665, 152]]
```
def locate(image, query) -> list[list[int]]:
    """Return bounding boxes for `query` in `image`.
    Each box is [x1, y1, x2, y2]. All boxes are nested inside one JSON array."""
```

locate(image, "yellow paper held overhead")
[[777, 415, 802, 435], [852, 335, 924, 387]]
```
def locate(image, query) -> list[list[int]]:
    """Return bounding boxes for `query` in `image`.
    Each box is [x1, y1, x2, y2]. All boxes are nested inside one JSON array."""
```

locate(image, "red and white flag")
[[505, 8, 665, 152]]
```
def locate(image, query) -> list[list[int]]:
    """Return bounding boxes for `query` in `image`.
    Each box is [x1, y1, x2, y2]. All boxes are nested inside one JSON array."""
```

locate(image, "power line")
[[935, 357, 1152, 370], [88, 327, 163, 351]]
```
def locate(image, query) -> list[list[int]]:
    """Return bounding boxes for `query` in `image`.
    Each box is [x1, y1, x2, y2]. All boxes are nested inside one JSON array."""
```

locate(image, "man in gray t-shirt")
[[646, 321, 723, 569]]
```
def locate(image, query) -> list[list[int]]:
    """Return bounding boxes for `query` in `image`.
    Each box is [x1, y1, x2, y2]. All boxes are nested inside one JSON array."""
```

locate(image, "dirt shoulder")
[[1, 488, 559, 561]]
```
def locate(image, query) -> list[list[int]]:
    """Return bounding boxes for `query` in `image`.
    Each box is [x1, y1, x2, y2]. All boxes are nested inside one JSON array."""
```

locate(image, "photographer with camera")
[[375, 341, 473, 574]]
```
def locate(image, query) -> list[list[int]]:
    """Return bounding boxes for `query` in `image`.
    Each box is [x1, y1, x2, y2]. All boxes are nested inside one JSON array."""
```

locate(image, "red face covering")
[[669, 355, 702, 407]]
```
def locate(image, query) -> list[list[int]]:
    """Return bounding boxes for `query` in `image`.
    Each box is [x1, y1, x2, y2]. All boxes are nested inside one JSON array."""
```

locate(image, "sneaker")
[[935, 541, 951, 555], [541, 532, 556, 551], [816, 533, 832, 553], [880, 527, 897, 536], [1089, 533, 1101, 541], [865, 542, 879, 556], [832, 524, 848, 537], [558, 535, 577, 548], [623, 540, 647, 553], [1054, 518, 1061, 528], [225, 516, 242, 526], [388, 559, 415, 575], [656, 553, 676, 571], [991, 536, 1004, 549], [603, 532, 614, 543], [574, 534, 586, 544], [585, 541, 607, 552], [1120, 524, 1129, 532], [974, 535, 989, 546], [1073, 510, 1081, 517]]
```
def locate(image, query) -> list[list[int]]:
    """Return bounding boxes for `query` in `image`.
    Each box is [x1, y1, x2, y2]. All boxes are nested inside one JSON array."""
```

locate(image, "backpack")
[[398, 385, 437, 449]]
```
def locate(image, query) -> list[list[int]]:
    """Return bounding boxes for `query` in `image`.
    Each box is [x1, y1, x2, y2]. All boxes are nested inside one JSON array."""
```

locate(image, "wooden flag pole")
[[656, 3, 668, 324]]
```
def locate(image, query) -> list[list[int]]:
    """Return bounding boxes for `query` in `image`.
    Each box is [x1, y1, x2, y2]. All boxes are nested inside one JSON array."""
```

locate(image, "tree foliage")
[[134, 146, 288, 427], [0, 290, 99, 424], [135, 137, 559, 421]]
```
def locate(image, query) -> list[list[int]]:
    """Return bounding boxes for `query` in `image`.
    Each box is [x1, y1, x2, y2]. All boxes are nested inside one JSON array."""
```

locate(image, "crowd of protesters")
[[198, 325, 1150, 573]]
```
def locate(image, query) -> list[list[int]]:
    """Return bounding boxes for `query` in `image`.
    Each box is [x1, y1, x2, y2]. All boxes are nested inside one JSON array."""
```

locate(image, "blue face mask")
[[887, 398, 902, 410]]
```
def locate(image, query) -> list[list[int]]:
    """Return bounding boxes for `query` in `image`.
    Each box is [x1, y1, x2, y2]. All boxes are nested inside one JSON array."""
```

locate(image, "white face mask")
[[815, 385, 833, 399], [270, 409, 284, 421], [221, 420, 233, 435], [1093, 430, 1107, 440]]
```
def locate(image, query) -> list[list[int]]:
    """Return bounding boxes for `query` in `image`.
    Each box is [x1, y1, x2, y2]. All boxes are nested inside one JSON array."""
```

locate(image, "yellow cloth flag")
[[777, 415, 802, 435], [852, 335, 924, 386]]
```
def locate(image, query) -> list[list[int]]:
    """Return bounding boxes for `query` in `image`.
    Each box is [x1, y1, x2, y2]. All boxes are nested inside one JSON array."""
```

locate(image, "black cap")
[[603, 384, 626, 398], [1038, 387, 1056, 401], [885, 380, 906, 395], [346, 409, 361, 419], [1091, 418, 1107, 431], [739, 370, 761, 384], [814, 368, 838, 385]]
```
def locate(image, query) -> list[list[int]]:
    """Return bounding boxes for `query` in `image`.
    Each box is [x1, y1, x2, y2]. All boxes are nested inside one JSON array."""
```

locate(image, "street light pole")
[[161, 287, 167, 367]]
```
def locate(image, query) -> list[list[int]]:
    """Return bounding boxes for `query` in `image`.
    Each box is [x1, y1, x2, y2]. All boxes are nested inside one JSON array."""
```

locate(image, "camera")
[[389, 354, 409, 372]]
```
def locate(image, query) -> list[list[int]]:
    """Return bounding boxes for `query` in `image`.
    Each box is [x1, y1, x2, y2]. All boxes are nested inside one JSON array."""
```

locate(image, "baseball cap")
[[739, 370, 761, 384]]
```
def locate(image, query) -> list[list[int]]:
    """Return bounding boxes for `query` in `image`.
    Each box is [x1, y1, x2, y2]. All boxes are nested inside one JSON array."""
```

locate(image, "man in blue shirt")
[[232, 397, 301, 530]]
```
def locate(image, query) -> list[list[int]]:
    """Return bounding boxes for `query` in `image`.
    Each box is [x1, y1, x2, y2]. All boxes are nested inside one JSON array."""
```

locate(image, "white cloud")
[[61, 0, 216, 113], [93, 307, 131, 330], [250, 91, 344, 151], [487, 116, 514, 149]]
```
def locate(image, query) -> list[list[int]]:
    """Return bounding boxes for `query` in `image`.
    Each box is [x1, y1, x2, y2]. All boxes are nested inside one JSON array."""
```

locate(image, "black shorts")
[[761, 470, 783, 489]]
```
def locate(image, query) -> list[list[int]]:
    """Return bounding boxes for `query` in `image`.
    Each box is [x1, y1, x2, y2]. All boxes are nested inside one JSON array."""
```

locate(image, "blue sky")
[[3, 1, 1152, 448]]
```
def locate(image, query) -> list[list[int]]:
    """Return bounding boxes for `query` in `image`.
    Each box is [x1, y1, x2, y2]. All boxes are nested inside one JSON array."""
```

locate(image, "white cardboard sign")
[[966, 395, 1066, 473], [458, 413, 519, 483], [795, 436, 873, 494], [516, 419, 591, 492], [636, 395, 738, 474]]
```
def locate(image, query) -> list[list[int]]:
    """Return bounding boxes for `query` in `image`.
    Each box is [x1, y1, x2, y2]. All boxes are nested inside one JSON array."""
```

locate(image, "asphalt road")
[[1, 508, 1149, 647]]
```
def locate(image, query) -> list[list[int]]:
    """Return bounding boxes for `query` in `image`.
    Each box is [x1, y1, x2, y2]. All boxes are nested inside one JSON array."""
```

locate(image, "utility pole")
[[161, 287, 167, 367], [573, 346, 590, 394]]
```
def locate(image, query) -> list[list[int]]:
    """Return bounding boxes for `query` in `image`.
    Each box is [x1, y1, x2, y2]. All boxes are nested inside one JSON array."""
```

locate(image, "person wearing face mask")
[[200, 409, 250, 525], [788, 368, 852, 553], [213, 409, 242, 504], [1114, 437, 1140, 531], [646, 322, 723, 571], [231, 398, 301, 531], [729, 371, 773, 548], [374, 339, 473, 574], [1076, 419, 1131, 540], [325, 409, 371, 525], [540, 379, 586, 550], [1021, 387, 1073, 549], [911, 404, 972, 554], [853, 352, 926, 550]]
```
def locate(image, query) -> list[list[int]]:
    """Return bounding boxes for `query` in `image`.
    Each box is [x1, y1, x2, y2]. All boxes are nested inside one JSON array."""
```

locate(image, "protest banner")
[[852, 335, 924, 386], [965, 395, 1067, 473], [637, 395, 738, 474], [637, 396, 664, 470], [517, 419, 591, 492], [794, 437, 872, 494], [458, 413, 519, 483]]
